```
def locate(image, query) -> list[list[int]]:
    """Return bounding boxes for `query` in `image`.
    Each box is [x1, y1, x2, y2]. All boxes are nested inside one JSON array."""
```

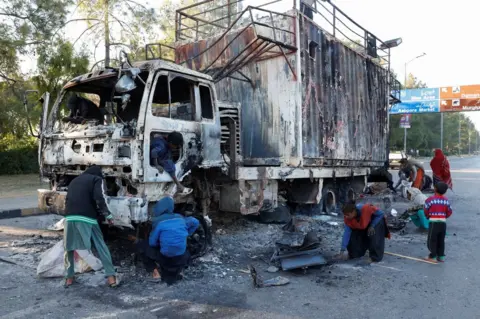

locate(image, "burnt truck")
[[33, 0, 401, 228]]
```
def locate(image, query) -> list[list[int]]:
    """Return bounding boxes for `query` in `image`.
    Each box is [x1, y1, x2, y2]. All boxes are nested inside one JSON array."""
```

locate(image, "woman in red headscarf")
[[430, 149, 453, 189]]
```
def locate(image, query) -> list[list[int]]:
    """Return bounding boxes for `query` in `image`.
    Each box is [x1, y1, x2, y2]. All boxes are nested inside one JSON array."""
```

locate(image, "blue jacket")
[[149, 197, 199, 257], [150, 136, 176, 175]]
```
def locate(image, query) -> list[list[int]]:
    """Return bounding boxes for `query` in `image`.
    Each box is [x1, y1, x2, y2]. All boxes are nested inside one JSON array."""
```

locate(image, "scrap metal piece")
[[300, 231, 320, 250], [248, 265, 290, 288], [281, 254, 327, 271], [275, 232, 305, 248], [271, 247, 323, 262]]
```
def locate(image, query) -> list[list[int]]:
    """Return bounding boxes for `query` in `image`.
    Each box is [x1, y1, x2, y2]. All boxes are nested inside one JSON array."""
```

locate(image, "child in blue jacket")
[[147, 197, 199, 284]]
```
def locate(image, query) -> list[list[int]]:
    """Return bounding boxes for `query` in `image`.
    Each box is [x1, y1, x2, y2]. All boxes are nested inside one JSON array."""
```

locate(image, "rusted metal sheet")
[[174, 10, 388, 168], [176, 27, 258, 72], [300, 17, 388, 166], [214, 55, 300, 165]]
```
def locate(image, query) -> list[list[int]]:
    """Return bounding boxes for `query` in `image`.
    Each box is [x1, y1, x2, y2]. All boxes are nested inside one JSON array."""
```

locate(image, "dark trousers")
[[136, 240, 190, 284], [347, 220, 386, 262], [136, 240, 162, 273], [427, 222, 446, 258], [159, 251, 190, 285]]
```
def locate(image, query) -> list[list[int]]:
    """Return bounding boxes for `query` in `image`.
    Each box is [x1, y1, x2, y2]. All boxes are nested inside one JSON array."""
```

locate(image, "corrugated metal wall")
[[214, 56, 299, 165], [173, 12, 389, 168], [300, 17, 389, 166]]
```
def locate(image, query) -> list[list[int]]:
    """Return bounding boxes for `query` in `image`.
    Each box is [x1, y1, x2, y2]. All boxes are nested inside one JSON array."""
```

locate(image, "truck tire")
[[258, 202, 292, 224], [188, 214, 212, 260], [320, 184, 337, 214]]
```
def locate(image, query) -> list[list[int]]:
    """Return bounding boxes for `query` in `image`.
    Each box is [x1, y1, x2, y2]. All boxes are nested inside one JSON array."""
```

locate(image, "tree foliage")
[[0, 0, 72, 82], [74, 0, 158, 68], [34, 40, 90, 101]]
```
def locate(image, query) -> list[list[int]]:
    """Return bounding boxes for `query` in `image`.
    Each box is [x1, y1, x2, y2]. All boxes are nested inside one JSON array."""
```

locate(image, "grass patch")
[[0, 174, 48, 199]]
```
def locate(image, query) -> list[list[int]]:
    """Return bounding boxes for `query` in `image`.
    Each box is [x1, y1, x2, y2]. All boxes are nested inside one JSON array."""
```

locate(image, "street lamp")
[[404, 53, 426, 88], [403, 52, 427, 155], [379, 37, 403, 50]]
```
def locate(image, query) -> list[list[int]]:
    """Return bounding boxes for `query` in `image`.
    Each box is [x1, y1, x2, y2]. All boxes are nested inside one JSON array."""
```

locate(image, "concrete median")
[[0, 207, 47, 220]]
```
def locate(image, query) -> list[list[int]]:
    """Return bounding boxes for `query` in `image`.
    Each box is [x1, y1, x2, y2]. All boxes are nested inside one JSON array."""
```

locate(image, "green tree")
[[0, 0, 71, 82], [73, 0, 157, 68], [34, 40, 90, 101]]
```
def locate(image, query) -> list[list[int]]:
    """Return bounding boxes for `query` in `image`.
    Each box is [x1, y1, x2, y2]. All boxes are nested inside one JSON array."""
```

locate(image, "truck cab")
[[38, 60, 226, 227]]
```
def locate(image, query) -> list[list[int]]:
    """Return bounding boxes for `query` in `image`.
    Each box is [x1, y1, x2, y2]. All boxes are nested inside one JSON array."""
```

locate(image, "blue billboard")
[[390, 88, 440, 114]]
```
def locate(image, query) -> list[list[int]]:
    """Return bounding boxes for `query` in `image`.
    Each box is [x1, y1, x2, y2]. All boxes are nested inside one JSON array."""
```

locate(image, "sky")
[[327, 0, 480, 130], [25, 0, 480, 128]]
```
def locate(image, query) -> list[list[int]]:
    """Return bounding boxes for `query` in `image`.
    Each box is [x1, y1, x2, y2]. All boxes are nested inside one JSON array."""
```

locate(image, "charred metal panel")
[[300, 17, 388, 166], [214, 56, 300, 165]]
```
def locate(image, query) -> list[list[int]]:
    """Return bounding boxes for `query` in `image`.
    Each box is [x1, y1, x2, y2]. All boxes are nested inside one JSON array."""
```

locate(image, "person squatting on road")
[[399, 158, 431, 191], [150, 132, 186, 192], [63, 166, 118, 288], [146, 197, 199, 285], [430, 149, 453, 189], [336, 201, 391, 262], [403, 187, 429, 230], [424, 182, 453, 263]]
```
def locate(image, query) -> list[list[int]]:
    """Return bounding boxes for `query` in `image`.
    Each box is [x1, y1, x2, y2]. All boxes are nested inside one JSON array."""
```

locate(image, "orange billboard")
[[440, 98, 480, 112], [439, 85, 480, 99]]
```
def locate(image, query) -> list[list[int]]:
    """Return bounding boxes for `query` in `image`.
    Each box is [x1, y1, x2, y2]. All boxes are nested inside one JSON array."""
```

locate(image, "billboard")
[[390, 88, 440, 114], [440, 85, 480, 99], [440, 98, 480, 112], [390, 85, 480, 114], [439, 85, 480, 112], [399, 114, 411, 128]]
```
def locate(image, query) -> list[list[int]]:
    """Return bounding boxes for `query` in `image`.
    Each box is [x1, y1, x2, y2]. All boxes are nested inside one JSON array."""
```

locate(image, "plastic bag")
[[36, 240, 103, 278]]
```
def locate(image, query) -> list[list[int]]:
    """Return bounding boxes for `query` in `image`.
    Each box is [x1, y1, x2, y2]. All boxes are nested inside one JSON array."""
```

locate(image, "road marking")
[[371, 263, 403, 271], [385, 252, 438, 265], [150, 306, 165, 312]]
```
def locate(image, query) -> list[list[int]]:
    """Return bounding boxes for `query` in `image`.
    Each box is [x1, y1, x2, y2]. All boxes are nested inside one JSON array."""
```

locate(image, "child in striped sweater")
[[424, 182, 453, 263]]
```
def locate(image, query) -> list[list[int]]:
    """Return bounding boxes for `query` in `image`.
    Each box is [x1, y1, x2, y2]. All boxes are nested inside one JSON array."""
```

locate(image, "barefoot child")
[[424, 182, 452, 263]]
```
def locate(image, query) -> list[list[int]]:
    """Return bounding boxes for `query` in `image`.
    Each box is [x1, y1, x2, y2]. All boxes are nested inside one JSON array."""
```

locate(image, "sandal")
[[64, 278, 75, 288], [108, 275, 120, 288], [147, 277, 162, 283]]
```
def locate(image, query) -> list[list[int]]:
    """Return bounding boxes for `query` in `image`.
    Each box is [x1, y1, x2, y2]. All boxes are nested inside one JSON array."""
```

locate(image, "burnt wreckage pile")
[[271, 217, 327, 271]]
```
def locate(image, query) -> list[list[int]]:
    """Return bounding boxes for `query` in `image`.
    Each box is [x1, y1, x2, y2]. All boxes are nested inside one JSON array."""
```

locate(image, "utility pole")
[[403, 53, 426, 155], [440, 112, 444, 150], [104, 0, 110, 67], [476, 131, 478, 152], [458, 113, 461, 155], [469, 122, 471, 155]]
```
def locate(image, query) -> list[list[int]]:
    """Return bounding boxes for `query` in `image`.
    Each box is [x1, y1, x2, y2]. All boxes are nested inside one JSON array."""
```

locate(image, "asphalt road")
[[1, 156, 479, 319]]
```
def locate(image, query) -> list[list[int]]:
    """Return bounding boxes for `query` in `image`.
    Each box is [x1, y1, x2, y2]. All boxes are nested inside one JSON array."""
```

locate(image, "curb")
[[0, 207, 47, 220]]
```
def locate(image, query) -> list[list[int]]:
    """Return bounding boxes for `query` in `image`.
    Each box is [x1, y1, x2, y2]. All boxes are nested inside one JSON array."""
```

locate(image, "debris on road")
[[266, 266, 279, 273], [37, 240, 103, 278], [198, 253, 222, 264], [248, 265, 289, 288], [0, 256, 36, 269], [47, 218, 65, 231], [271, 218, 328, 271]]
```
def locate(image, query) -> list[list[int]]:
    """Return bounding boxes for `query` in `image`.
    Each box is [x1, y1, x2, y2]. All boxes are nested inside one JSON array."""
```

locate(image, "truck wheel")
[[320, 185, 337, 214], [258, 202, 292, 224], [188, 215, 211, 259], [349, 177, 367, 199]]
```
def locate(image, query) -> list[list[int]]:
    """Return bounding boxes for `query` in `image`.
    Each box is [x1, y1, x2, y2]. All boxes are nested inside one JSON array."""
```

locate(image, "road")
[[0, 156, 479, 319]]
